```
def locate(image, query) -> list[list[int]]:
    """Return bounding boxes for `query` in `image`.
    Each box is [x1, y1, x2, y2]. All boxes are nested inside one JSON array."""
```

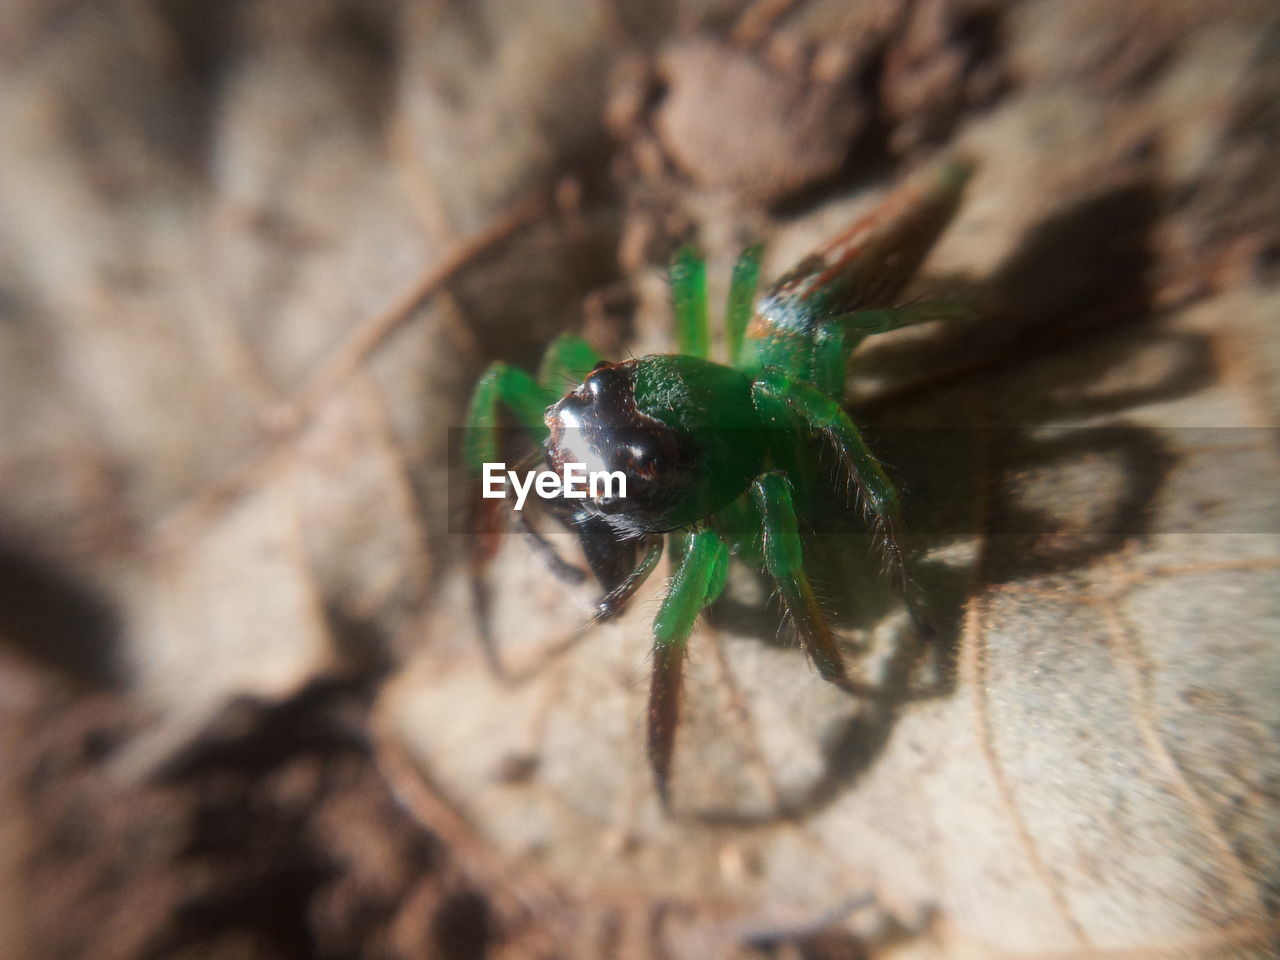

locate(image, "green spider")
[[464, 160, 973, 805]]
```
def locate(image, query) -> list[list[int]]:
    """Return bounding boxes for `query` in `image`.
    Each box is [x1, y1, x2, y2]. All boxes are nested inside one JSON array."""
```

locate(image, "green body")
[[464, 160, 974, 805], [629, 355, 768, 529]]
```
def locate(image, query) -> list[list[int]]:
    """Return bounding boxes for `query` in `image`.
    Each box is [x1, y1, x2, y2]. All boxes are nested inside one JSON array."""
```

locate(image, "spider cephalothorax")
[[545, 357, 768, 535], [465, 160, 973, 805]]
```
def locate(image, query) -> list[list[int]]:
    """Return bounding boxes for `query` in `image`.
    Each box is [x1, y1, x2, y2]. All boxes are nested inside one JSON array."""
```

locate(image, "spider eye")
[[627, 444, 663, 478]]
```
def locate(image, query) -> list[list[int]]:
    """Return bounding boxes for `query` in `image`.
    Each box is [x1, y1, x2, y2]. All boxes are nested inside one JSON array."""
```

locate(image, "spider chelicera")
[[464, 160, 973, 805]]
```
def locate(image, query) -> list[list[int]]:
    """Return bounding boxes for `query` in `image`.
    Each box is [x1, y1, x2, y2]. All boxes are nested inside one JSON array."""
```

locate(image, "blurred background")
[[1, 1, 1278, 958]]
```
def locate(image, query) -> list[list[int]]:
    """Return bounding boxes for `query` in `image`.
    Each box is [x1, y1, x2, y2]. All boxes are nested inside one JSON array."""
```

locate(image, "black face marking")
[[575, 513, 640, 590], [544, 361, 698, 533]]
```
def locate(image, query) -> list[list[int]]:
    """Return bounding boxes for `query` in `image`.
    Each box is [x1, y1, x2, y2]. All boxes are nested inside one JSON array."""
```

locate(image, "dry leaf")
[[1, 2, 1277, 958]]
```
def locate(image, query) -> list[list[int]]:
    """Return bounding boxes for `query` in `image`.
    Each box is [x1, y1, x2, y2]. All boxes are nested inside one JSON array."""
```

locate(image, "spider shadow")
[[696, 178, 1219, 822]]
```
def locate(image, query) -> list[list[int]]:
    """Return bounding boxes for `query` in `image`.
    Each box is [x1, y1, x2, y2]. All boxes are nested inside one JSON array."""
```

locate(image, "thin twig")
[[147, 192, 548, 554]]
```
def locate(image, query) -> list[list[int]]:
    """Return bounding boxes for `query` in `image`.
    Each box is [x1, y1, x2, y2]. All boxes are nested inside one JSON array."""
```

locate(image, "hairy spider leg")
[[464, 364, 553, 470], [743, 159, 974, 390], [464, 335, 602, 572], [710, 492, 765, 567], [670, 246, 710, 359], [753, 371, 905, 584], [464, 332, 604, 469], [811, 297, 975, 394], [463, 334, 605, 673], [516, 504, 587, 586], [537, 332, 605, 393], [647, 528, 730, 807], [751, 472, 850, 686], [464, 366, 559, 676], [591, 535, 664, 623], [763, 160, 972, 327]]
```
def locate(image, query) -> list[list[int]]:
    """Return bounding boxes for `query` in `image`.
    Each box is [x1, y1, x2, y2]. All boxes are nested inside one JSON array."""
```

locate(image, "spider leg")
[[591, 534, 664, 623], [464, 337, 599, 674], [537, 332, 603, 392], [571, 512, 638, 592], [726, 243, 762, 367], [835, 298, 972, 339], [464, 367, 555, 678], [814, 299, 972, 397], [751, 473, 850, 687], [753, 159, 973, 325], [648, 529, 728, 807], [464, 451, 555, 678], [464, 334, 602, 472], [753, 371, 906, 586], [670, 246, 710, 359], [516, 507, 587, 585], [521, 504, 663, 625], [482, 336, 612, 583], [810, 321, 847, 397], [463, 363, 554, 471]]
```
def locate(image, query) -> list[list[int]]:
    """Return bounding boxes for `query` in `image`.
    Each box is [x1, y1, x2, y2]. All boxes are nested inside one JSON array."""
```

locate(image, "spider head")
[[545, 356, 768, 534], [545, 361, 699, 534]]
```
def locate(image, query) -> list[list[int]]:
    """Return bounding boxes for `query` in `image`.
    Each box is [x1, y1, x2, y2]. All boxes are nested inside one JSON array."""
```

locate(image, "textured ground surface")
[[1, 1, 1278, 958]]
